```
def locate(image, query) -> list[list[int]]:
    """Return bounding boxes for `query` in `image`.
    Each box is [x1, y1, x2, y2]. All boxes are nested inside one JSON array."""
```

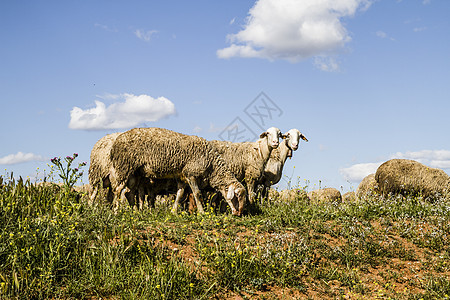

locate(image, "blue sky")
[[1, 0, 449, 192]]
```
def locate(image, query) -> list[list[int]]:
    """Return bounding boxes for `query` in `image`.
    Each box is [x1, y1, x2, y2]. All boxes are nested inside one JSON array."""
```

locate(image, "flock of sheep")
[[88, 126, 450, 215], [301, 159, 450, 203], [88, 126, 308, 215]]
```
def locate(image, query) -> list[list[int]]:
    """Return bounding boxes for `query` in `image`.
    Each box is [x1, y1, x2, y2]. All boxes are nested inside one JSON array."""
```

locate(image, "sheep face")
[[259, 127, 282, 149], [285, 129, 308, 151]]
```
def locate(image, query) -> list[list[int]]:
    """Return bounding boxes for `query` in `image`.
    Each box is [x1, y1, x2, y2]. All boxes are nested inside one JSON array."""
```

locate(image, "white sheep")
[[109, 127, 247, 215], [89, 132, 122, 204], [257, 128, 308, 200], [209, 127, 283, 203]]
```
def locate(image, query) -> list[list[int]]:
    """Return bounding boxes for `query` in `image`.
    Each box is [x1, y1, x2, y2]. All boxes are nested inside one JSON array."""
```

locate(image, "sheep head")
[[226, 182, 247, 216], [284, 128, 308, 151], [259, 127, 282, 149]]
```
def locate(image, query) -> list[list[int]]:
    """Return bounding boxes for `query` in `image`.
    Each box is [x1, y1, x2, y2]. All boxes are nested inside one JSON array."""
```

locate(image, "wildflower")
[[189, 283, 194, 288]]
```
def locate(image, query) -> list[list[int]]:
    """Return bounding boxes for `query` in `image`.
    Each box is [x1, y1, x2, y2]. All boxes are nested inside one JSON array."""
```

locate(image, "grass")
[[0, 175, 449, 299]]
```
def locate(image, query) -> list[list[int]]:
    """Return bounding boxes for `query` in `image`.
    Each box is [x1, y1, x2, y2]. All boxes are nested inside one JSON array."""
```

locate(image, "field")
[[0, 175, 449, 299]]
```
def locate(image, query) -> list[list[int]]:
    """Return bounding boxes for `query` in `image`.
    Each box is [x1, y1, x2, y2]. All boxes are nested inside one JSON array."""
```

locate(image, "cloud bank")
[[69, 93, 176, 130], [217, 0, 371, 67], [340, 150, 450, 183], [340, 162, 383, 183], [0, 152, 47, 165]]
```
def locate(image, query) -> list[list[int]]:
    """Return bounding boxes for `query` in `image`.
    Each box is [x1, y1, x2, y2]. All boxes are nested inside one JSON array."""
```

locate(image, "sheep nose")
[[292, 143, 298, 150]]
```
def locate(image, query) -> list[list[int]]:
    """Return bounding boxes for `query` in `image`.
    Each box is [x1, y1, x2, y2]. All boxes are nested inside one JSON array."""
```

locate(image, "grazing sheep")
[[89, 132, 154, 209], [89, 132, 122, 204], [375, 159, 450, 200], [278, 188, 309, 202], [356, 174, 379, 199], [307, 188, 342, 203], [342, 191, 357, 202], [109, 127, 247, 215], [209, 127, 283, 203], [257, 128, 308, 200]]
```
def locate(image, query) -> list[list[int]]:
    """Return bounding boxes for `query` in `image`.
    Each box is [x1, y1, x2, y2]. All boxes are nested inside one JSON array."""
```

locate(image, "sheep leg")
[[172, 181, 186, 214], [89, 186, 98, 205], [112, 182, 127, 211], [247, 180, 256, 204], [186, 177, 205, 214], [259, 185, 268, 204]]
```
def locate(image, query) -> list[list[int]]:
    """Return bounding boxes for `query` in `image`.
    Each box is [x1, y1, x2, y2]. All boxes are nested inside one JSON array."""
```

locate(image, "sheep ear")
[[227, 187, 235, 200], [259, 131, 268, 139], [281, 133, 289, 139], [300, 134, 309, 142]]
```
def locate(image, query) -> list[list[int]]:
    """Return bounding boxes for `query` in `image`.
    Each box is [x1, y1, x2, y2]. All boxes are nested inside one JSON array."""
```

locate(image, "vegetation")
[[0, 159, 449, 299]]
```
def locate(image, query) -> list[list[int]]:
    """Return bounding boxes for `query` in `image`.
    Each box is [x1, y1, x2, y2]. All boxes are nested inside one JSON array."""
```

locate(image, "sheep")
[[342, 191, 357, 202], [89, 132, 122, 204], [208, 127, 283, 204], [109, 127, 247, 215], [375, 159, 450, 201], [307, 188, 342, 203], [356, 173, 379, 199], [89, 132, 153, 209], [278, 188, 309, 202], [257, 128, 308, 200]]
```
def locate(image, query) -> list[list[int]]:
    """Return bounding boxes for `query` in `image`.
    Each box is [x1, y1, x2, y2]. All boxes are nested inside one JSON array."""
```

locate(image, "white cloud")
[[94, 23, 118, 32], [314, 56, 340, 72], [340, 162, 382, 182], [193, 126, 202, 133], [217, 0, 372, 65], [422, 0, 431, 5], [69, 93, 176, 130], [0, 152, 47, 165], [229, 17, 236, 25], [376, 30, 395, 41], [134, 29, 158, 42], [376, 31, 387, 38], [341, 150, 450, 183], [390, 150, 450, 168]]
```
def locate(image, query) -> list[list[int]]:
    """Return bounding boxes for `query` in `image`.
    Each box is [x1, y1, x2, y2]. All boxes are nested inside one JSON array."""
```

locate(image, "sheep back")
[[356, 173, 379, 199], [110, 128, 238, 192], [209, 140, 265, 182], [375, 159, 450, 200], [307, 188, 342, 203]]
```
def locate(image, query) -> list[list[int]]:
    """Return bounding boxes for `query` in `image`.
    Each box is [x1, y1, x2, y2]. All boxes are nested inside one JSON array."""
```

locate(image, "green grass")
[[1, 175, 449, 299]]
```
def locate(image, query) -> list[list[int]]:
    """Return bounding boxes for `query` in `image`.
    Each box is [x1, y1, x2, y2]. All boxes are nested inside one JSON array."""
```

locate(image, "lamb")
[[375, 159, 450, 201], [257, 128, 308, 200], [109, 127, 247, 215], [208, 127, 283, 204]]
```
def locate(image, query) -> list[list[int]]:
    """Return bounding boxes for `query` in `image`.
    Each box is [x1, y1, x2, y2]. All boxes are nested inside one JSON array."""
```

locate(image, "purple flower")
[[73, 153, 78, 158], [66, 156, 73, 161]]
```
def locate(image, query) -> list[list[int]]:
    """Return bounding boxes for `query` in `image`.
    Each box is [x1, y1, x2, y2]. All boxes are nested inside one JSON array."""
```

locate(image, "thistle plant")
[[50, 153, 86, 189]]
